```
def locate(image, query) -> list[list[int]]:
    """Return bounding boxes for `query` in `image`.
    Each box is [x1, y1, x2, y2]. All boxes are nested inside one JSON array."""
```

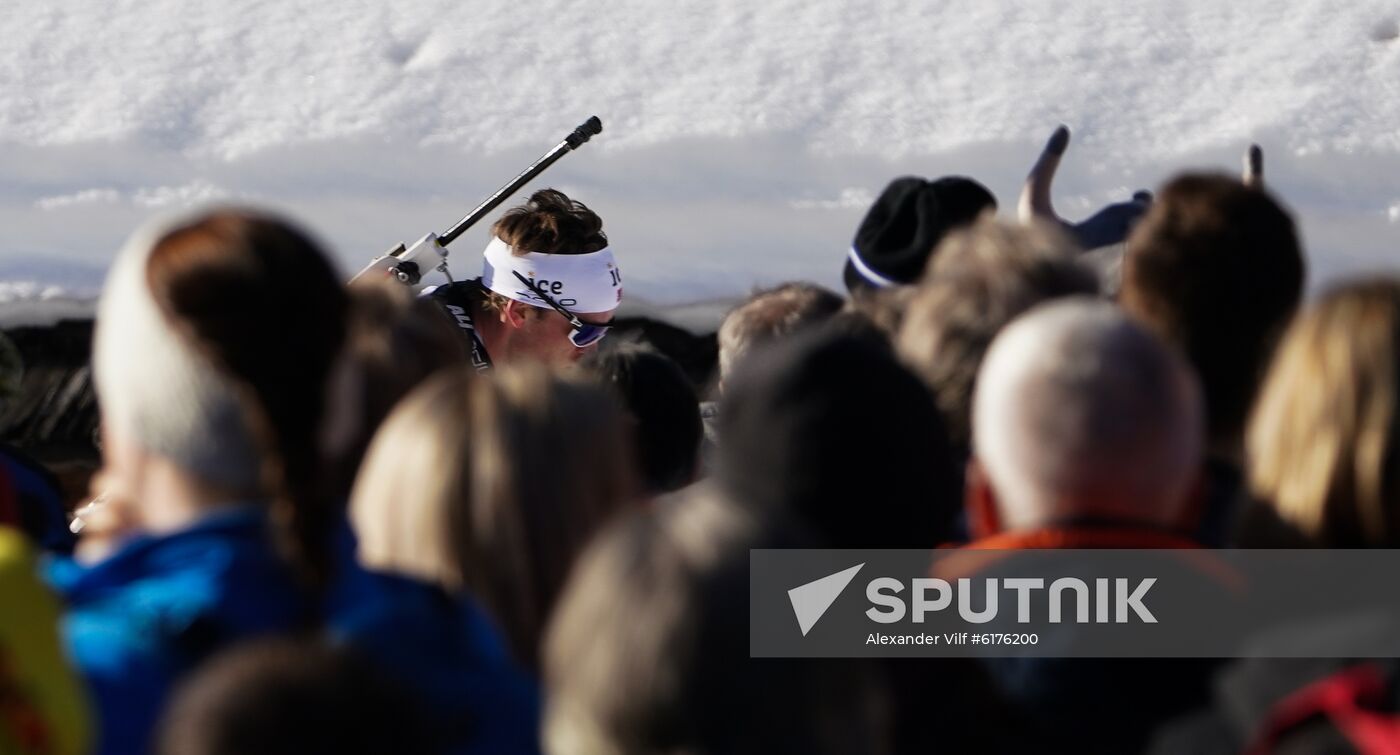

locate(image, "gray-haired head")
[[972, 298, 1203, 530], [717, 282, 844, 385]]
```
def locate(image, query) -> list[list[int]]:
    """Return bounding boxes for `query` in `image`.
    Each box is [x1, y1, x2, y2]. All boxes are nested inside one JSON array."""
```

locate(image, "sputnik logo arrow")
[[787, 563, 865, 636]]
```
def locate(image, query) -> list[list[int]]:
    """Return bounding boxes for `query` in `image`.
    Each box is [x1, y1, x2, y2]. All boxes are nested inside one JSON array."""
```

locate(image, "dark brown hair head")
[[146, 209, 348, 584], [1120, 173, 1304, 450], [326, 279, 467, 500], [157, 639, 431, 755], [491, 188, 607, 255]]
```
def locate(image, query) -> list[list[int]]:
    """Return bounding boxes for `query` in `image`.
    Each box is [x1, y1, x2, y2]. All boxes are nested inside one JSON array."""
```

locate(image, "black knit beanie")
[[845, 176, 997, 294]]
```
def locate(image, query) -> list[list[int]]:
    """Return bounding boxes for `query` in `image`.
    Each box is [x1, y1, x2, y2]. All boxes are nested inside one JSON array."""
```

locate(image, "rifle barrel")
[[438, 116, 602, 246]]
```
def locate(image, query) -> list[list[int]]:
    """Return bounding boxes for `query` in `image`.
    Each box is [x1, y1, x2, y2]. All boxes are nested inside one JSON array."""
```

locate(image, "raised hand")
[[1019, 124, 1152, 250], [1243, 144, 1264, 188], [1019, 125, 1072, 225]]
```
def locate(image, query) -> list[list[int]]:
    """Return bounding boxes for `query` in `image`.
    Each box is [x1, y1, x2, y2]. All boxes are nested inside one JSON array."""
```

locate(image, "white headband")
[[481, 236, 622, 314], [92, 214, 263, 491], [846, 246, 900, 289]]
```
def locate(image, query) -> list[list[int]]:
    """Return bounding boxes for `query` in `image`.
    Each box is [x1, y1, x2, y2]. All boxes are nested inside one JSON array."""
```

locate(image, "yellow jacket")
[[1, 527, 90, 755]]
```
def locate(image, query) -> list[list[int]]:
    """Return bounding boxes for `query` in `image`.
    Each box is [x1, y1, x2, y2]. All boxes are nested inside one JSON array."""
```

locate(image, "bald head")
[[972, 299, 1203, 531]]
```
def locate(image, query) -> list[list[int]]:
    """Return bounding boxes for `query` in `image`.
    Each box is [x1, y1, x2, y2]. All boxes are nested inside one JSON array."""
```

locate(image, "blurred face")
[[514, 305, 616, 366], [95, 421, 143, 510]]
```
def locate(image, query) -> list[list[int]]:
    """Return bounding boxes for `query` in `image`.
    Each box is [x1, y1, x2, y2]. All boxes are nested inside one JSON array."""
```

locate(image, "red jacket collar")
[[937, 526, 1243, 590], [961, 526, 1202, 551]]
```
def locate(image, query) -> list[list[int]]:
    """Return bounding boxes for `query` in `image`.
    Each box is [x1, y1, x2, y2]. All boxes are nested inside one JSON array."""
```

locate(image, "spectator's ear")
[[964, 458, 1002, 539]]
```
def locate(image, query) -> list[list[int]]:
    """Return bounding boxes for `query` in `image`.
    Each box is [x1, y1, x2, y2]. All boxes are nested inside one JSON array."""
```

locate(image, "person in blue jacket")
[[48, 208, 349, 755], [325, 559, 542, 755]]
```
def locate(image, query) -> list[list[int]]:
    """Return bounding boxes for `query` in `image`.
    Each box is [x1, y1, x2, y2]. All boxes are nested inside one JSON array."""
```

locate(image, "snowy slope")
[[5, 0, 1399, 161], [1, 0, 1398, 319]]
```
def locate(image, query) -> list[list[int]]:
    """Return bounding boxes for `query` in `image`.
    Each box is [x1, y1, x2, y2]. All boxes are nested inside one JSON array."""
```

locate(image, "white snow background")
[[2, 0, 1398, 327]]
